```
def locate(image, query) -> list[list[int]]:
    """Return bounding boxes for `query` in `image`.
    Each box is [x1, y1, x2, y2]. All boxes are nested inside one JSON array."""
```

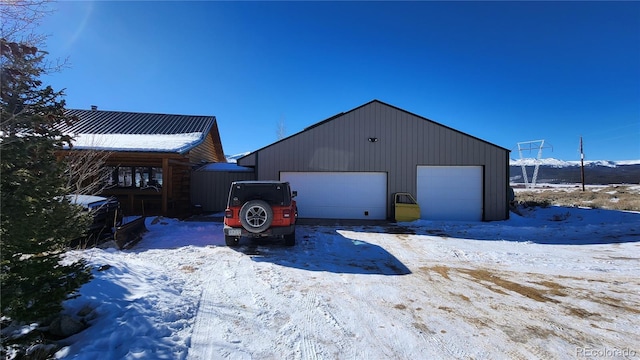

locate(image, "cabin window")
[[106, 166, 163, 189]]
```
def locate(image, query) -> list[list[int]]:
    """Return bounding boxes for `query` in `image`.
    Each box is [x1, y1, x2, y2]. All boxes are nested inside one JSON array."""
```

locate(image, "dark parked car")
[[68, 194, 123, 243]]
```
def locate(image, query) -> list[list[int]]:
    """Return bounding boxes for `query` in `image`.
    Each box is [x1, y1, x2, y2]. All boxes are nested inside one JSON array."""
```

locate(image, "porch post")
[[162, 157, 169, 215]]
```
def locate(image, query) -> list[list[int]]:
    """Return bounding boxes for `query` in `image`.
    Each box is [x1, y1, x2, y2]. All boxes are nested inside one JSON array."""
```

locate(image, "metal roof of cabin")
[[63, 109, 216, 135]]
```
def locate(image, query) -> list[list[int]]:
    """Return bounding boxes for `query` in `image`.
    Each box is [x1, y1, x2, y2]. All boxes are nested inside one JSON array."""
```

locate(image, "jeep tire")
[[239, 200, 273, 233]]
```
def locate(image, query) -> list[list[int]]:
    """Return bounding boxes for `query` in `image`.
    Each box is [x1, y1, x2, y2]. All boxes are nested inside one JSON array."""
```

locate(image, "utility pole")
[[580, 136, 585, 192]]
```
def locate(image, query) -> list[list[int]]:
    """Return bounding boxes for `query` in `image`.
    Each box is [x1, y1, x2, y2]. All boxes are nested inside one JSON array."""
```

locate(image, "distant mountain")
[[510, 158, 640, 168], [225, 152, 252, 163], [510, 158, 640, 185]]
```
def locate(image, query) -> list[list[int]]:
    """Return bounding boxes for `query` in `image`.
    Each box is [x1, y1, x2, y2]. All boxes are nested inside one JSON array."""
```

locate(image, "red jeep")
[[223, 181, 297, 246]]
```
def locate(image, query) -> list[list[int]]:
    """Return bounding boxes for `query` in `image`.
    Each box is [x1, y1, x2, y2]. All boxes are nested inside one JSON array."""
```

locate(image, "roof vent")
[[91, 105, 98, 111]]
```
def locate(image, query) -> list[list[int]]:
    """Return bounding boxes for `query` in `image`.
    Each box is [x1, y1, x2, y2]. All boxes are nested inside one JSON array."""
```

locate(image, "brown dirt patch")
[[457, 268, 559, 303], [591, 296, 640, 314], [180, 265, 196, 273], [565, 306, 602, 319], [422, 265, 568, 303], [452, 293, 470, 302], [420, 265, 451, 280], [394, 304, 407, 310], [531, 280, 568, 297], [412, 322, 433, 334]]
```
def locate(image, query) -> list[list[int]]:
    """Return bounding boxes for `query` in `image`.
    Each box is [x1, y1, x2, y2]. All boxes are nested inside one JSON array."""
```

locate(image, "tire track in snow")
[[188, 251, 263, 360], [187, 253, 243, 360], [275, 282, 360, 360], [299, 290, 319, 360], [191, 244, 358, 360]]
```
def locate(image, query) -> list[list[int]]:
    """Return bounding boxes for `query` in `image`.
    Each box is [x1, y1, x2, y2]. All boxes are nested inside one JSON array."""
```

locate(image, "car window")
[[230, 184, 291, 206]]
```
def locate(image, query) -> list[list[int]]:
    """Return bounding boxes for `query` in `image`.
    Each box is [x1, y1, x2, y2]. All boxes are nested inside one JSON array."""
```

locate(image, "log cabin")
[[57, 107, 226, 218]]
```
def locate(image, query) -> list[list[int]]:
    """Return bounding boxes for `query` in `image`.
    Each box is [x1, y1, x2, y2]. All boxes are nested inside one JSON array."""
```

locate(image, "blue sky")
[[39, 1, 639, 160]]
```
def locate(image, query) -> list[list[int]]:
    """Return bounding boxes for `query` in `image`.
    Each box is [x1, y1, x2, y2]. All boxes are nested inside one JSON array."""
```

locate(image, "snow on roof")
[[67, 133, 204, 153], [59, 109, 221, 154]]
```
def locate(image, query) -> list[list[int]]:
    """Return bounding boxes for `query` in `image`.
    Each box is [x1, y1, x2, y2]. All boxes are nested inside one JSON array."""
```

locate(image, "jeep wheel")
[[225, 235, 239, 247], [284, 230, 296, 246], [239, 200, 273, 233]]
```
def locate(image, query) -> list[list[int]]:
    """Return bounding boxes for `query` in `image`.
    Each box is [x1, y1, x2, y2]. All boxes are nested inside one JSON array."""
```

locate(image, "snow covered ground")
[[56, 205, 640, 359]]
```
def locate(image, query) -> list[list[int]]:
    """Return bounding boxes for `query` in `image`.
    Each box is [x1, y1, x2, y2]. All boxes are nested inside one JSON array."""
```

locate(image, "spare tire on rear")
[[239, 200, 273, 233]]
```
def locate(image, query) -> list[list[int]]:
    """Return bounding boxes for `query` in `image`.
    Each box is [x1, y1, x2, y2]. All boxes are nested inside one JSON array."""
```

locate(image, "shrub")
[[514, 185, 640, 212]]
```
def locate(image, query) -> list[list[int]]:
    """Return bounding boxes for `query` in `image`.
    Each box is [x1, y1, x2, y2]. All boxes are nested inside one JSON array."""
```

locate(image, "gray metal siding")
[[190, 170, 256, 212], [239, 152, 257, 167], [249, 101, 509, 221]]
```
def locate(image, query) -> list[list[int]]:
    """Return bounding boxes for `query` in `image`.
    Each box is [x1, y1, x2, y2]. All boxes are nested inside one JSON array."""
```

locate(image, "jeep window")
[[230, 184, 291, 206]]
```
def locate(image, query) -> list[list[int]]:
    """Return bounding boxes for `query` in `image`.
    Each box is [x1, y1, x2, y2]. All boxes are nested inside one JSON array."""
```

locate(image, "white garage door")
[[416, 166, 483, 221], [280, 172, 387, 220]]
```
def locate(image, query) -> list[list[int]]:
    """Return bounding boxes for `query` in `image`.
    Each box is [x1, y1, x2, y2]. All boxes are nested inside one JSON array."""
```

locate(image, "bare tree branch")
[[0, 0, 54, 44], [62, 135, 113, 195]]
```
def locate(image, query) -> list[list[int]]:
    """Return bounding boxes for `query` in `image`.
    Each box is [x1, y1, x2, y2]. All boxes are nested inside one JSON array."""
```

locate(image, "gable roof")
[[240, 99, 509, 160], [61, 109, 223, 155]]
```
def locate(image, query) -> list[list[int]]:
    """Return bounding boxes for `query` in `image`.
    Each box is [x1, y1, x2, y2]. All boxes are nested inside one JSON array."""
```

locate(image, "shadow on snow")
[[58, 266, 188, 359], [377, 206, 640, 245], [234, 226, 412, 276]]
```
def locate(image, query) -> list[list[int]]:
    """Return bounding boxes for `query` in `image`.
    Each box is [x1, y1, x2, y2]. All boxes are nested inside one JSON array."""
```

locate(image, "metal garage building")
[[191, 163, 255, 212], [237, 100, 510, 221]]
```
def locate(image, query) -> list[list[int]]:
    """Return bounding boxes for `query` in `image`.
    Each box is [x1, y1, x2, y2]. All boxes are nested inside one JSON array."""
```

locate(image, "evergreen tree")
[[0, 36, 92, 323]]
